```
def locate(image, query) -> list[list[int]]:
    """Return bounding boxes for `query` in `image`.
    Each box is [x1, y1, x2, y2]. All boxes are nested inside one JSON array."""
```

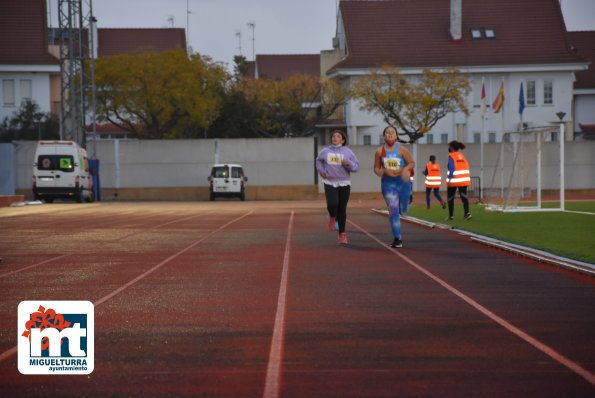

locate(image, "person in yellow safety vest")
[[423, 155, 446, 210], [446, 140, 472, 221]]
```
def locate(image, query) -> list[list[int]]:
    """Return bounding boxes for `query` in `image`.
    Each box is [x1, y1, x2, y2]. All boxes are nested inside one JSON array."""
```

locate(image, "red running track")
[[0, 201, 594, 397]]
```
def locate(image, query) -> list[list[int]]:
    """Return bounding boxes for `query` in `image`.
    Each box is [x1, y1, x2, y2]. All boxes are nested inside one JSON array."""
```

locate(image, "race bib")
[[383, 157, 401, 170], [327, 153, 343, 165]]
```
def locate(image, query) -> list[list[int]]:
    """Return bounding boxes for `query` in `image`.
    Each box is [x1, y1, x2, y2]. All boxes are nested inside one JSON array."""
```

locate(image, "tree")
[[0, 100, 59, 142], [353, 66, 471, 143], [93, 49, 228, 139], [237, 74, 350, 138]]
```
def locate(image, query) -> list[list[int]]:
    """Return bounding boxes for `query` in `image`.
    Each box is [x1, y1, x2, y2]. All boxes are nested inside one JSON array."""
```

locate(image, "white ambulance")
[[208, 164, 247, 201], [32, 140, 95, 203]]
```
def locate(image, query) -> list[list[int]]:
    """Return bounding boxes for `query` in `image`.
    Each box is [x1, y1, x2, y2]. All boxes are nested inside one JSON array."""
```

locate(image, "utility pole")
[[247, 21, 255, 61], [236, 30, 242, 55]]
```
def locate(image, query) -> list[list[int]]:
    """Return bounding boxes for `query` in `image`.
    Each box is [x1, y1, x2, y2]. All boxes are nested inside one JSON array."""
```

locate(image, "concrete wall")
[[12, 139, 595, 200]]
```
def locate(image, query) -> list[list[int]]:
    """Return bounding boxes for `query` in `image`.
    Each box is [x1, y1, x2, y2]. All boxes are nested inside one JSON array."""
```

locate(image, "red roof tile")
[[97, 28, 186, 57], [0, 0, 58, 65], [255, 54, 320, 79], [567, 31, 595, 89], [334, 0, 583, 70]]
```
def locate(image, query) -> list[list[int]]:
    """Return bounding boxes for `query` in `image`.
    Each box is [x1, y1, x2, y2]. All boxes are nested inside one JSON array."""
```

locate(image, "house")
[[326, 0, 588, 146], [0, 0, 60, 122], [567, 31, 595, 140], [246, 54, 320, 80]]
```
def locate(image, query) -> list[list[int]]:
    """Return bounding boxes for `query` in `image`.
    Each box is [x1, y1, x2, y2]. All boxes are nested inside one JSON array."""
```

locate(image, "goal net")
[[484, 126, 563, 212]]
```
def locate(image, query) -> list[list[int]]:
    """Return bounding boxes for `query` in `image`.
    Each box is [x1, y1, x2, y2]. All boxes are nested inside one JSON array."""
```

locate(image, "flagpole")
[[480, 77, 486, 202]]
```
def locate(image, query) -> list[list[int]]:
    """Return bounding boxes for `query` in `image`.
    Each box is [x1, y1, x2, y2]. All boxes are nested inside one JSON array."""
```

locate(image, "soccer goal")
[[484, 125, 565, 212]]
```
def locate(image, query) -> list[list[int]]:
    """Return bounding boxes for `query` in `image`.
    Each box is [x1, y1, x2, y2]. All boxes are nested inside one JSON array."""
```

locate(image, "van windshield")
[[37, 155, 75, 172]]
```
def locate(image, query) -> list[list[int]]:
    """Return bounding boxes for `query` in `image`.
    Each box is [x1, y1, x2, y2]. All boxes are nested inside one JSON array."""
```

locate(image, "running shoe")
[[390, 239, 403, 248], [328, 216, 336, 231], [339, 233, 348, 245], [464, 213, 472, 220]]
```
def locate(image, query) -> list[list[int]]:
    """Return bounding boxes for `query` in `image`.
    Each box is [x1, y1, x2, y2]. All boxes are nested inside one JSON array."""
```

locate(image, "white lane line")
[[0, 254, 74, 279], [349, 219, 595, 387], [263, 210, 294, 398], [94, 210, 252, 307], [114, 211, 215, 241], [0, 212, 215, 278], [0, 210, 253, 363]]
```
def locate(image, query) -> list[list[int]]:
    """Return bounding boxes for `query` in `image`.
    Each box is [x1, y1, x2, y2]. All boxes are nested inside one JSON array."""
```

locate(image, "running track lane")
[[1, 202, 594, 397], [0, 210, 254, 364]]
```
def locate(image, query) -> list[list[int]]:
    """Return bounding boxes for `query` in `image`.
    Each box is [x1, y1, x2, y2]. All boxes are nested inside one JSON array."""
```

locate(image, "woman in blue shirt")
[[374, 126, 415, 248]]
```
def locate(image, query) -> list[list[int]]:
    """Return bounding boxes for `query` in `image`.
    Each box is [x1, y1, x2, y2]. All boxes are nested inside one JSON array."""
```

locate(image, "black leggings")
[[324, 184, 351, 233], [447, 186, 469, 217]]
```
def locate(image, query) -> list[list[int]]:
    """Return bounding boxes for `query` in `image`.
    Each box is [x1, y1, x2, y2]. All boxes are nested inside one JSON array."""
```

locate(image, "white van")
[[208, 164, 247, 201], [32, 140, 95, 203]]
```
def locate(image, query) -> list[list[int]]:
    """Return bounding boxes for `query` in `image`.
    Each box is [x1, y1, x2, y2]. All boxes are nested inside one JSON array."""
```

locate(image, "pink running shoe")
[[339, 233, 348, 245], [328, 217, 336, 231]]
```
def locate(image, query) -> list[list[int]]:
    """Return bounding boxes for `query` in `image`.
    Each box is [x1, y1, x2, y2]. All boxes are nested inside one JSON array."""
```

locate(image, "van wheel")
[[240, 191, 245, 201], [86, 191, 95, 203], [45, 198, 54, 204], [76, 188, 83, 203], [209, 192, 215, 201]]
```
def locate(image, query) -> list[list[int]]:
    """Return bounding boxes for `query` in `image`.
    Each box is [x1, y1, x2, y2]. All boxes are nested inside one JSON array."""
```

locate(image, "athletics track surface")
[[0, 200, 594, 397]]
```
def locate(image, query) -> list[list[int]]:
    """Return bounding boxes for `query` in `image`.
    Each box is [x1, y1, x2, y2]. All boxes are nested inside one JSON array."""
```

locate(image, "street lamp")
[[556, 111, 566, 211]]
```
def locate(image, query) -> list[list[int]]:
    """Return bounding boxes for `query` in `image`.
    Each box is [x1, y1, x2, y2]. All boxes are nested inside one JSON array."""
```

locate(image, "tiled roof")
[[255, 54, 320, 79], [97, 28, 186, 57], [0, 0, 58, 65], [334, 0, 584, 70], [567, 31, 595, 89]]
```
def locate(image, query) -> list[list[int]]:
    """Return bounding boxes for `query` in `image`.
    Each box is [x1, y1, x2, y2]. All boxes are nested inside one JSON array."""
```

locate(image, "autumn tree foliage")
[[236, 73, 350, 138], [353, 66, 471, 143], [93, 49, 228, 139]]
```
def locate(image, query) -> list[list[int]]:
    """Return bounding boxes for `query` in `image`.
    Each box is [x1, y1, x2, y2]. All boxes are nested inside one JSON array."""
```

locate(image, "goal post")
[[484, 125, 565, 212]]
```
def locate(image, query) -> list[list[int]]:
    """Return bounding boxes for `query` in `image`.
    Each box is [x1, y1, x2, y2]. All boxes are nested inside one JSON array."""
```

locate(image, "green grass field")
[[405, 200, 595, 264]]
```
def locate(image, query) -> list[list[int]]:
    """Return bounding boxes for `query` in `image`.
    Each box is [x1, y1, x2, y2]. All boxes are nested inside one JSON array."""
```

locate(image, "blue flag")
[[519, 82, 525, 115]]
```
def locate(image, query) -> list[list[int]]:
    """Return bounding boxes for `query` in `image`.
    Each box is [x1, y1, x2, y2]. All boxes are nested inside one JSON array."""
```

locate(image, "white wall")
[[12, 139, 595, 196]]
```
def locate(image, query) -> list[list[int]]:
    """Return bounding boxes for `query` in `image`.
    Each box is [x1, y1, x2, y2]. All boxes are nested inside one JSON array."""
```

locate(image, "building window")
[[20, 79, 32, 103], [440, 133, 448, 144], [488, 132, 496, 143], [2, 79, 15, 107], [426, 134, 434, 144], [484, 28, 495, 39], [363, 135, 371, 146], [473, 133, 480, 143], [526, 80, 536, 105], [503, 133, 511, 143], [543, 80, 553, 105]]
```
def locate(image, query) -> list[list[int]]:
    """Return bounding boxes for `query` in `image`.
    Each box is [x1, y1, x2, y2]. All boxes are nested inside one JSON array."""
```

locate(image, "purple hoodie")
[[316, 145, 360, 185]]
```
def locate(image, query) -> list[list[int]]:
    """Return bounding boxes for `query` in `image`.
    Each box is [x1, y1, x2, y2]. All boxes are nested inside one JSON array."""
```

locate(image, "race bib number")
[[327, 153, 343, 165], [383, 157, 401, 170]]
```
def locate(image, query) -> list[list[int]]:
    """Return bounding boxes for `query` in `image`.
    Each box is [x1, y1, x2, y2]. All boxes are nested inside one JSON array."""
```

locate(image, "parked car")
[[32, 140, 95, 203], [208, 164, 247, 201]]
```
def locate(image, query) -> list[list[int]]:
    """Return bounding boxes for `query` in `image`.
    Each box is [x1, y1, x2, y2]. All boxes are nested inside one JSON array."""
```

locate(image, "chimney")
[[450, 0, 462, 41]]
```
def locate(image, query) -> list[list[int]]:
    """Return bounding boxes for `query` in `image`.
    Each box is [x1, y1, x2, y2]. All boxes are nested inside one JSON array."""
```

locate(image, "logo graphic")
[[18, 301, 94, 375]]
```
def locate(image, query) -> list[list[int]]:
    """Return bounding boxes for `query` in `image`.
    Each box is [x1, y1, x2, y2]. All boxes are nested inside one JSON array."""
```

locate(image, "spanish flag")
[[492, 81, 504, 113]]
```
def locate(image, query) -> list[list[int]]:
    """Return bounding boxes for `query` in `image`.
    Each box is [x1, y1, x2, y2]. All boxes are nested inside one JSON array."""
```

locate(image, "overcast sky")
[[47, 0, 595, 70]]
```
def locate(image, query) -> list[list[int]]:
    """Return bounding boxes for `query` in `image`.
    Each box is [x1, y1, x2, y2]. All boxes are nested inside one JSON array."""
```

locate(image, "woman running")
[[374, 126, 414, 248], [316, 130, 360, 245]]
